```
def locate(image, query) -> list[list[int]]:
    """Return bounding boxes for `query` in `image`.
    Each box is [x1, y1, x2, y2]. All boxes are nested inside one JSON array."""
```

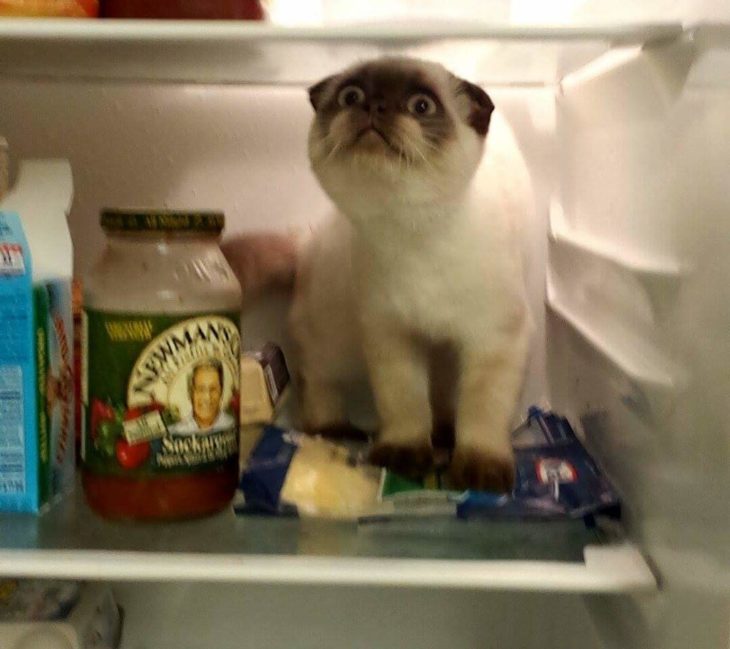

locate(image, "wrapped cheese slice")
[[235, 426, 381, 520]]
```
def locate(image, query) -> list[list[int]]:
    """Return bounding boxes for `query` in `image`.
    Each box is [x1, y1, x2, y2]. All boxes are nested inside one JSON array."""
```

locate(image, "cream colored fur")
[[290, 59, 533, 491]]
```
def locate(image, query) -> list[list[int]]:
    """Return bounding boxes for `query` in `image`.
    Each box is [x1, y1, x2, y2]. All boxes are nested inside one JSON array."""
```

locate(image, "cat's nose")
[[372, 100, 388, 115]]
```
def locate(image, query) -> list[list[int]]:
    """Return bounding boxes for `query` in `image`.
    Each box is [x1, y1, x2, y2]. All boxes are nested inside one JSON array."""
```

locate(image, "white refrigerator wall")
[[549, 31, 730, 649]]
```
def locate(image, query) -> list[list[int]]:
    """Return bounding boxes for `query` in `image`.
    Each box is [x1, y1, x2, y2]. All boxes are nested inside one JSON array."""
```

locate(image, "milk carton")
[[0, 160, 75, 513]]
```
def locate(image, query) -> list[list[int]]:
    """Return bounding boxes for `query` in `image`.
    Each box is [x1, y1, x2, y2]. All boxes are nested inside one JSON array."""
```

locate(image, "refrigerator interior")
[[0, 14, 729, 649]]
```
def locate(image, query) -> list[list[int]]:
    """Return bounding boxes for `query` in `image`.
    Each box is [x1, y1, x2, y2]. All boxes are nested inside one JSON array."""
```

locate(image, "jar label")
[[82, 310, 240, 476]]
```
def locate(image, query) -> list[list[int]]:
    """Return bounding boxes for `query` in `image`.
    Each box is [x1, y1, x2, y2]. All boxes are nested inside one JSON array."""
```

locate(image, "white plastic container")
[[0, 581, 121, 649]]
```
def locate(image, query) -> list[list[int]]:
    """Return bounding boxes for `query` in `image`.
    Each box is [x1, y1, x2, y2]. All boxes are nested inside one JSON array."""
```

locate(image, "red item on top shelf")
[[101, 0, 265, 19]]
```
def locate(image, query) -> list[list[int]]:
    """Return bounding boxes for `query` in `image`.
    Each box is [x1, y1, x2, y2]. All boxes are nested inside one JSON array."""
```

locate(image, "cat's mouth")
[[351, 126, 401, 156]]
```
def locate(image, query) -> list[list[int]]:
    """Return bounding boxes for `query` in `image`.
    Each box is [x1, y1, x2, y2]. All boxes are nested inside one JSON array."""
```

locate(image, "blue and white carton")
[[0, 160, 75, 513]]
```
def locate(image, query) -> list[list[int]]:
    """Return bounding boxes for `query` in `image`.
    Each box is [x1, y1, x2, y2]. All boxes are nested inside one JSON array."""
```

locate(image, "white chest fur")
[[351, 198, 523, 345]]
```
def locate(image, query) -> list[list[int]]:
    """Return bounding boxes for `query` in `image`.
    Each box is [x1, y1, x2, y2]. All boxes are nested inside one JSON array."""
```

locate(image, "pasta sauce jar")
[[82, 210, 242, 520]]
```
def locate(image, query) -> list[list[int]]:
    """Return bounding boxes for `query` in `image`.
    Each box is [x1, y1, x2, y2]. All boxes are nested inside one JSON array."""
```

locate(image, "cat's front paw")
[[370, 441, 434, 479], [449, 446, 515, 493]]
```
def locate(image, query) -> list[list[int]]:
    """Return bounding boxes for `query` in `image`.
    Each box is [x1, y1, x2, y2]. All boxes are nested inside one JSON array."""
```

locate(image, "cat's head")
[[308, 57, 494, 215]]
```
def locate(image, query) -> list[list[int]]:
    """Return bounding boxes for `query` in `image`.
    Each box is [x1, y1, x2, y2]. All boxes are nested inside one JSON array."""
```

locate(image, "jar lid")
[[101, 209, 224, 233]]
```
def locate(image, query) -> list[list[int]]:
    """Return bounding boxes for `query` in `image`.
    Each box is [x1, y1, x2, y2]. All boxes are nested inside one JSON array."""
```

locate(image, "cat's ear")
[[453, 78, 495, 137], [308, 74, 337, 112]]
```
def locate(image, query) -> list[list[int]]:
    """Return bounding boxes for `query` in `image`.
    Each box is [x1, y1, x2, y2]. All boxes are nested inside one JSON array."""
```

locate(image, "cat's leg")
[[290, 245, 368, 440], [451, 323, 529, 492], [297, 361, 369, 440], [429, 342, 459, 451], [365, 329, 434, 477], [292, 307, 370, 437]]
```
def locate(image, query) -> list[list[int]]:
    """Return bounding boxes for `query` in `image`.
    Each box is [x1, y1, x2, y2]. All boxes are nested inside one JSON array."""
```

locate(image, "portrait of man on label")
[[169, 358, 235, 435]]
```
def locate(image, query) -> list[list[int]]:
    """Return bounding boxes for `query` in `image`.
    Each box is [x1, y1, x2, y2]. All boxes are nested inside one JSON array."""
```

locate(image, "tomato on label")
[[123, 407, 144, 422], [92, 399, 114, 420], [90, 398, 116, 438], [115, 439, 151, 470]]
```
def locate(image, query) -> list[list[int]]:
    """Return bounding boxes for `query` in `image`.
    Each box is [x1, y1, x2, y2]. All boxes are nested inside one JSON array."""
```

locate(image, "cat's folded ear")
[[453, 78, 495, 137], [309, 74, 337, 111]]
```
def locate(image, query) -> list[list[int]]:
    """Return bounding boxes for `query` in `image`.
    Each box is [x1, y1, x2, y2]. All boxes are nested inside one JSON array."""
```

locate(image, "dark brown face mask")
[[309, 58, 495, 159]]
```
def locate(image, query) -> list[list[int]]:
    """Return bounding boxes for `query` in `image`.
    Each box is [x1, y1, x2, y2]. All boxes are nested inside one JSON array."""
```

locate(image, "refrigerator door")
[[550, 25, 730, 649]]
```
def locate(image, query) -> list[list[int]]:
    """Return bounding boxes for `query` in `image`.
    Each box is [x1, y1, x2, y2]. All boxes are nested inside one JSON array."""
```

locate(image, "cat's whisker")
[[325, 139, 344, 162], [401, 140, 420, 169], [418, 138, 440, 152], [396, 131, 432, 169], [406, 138, 436, 173]]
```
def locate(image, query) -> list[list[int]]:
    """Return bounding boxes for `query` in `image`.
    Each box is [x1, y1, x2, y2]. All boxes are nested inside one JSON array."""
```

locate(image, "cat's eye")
[[407, 93, 437, 117], [337, 85, 366, 108]]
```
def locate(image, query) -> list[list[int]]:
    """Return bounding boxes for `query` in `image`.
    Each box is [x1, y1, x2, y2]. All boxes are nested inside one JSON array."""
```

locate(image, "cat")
[[224, 56, 533, 492]]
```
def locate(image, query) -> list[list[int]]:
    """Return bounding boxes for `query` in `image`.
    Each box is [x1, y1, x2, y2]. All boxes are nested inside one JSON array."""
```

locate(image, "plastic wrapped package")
[[0, 580, 122, 649], [235, 427, 381, 519], [369, 408, 622, 523], [0, 580, 81, 622], [239, 343, 290, 427], [236, 409, 621, 524]]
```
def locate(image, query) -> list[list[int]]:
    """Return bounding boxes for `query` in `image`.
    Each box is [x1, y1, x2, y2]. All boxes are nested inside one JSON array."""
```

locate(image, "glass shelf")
[[0, 486, 657, 592], [0, 19, 683, 84]]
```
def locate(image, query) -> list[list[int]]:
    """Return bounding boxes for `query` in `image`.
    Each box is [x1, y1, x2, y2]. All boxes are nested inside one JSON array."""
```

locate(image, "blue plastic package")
[[372, 407, 621, 522], [236, 426, 301, 516], [235, 409, 621, 523], [458, 407, 621, 521]]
